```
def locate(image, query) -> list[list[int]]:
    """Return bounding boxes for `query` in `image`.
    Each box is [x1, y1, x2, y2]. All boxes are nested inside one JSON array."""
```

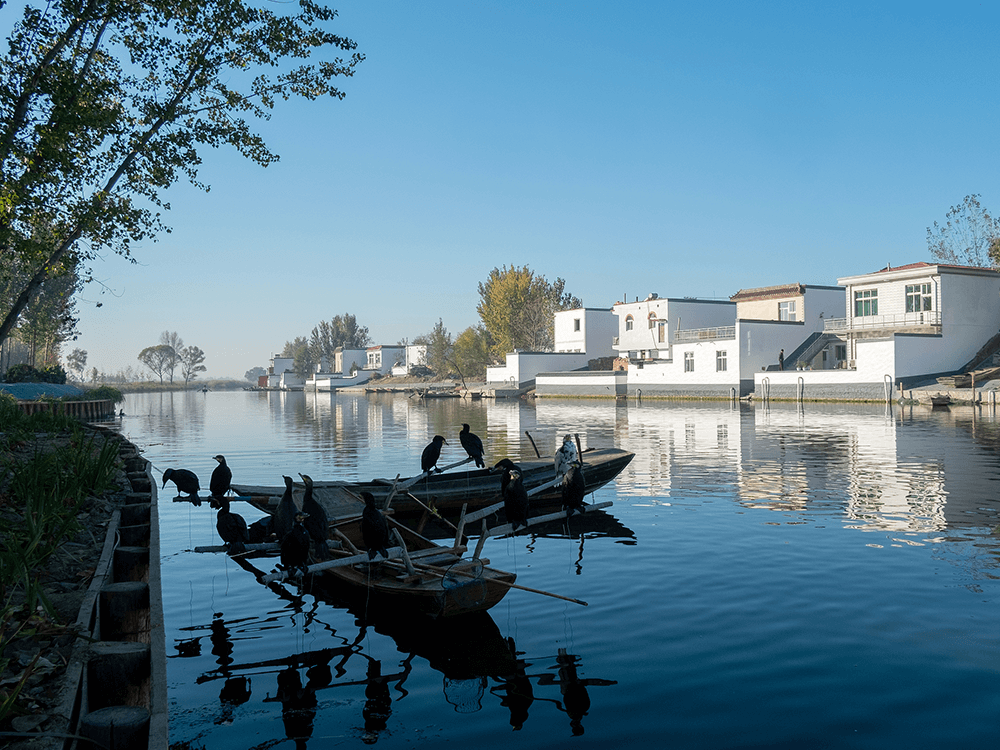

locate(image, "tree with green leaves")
[[926, 195, 1000, 268], [159, 331, 183, 383], [0, 0, 363, 347], [137, 344, 175, 383], [180, 345, 207, 385], [477, 265, 582, 356], [282, 336, 313, 378], [453, 325, 493, 380], [414, 319, 453, 376], [66, 348, 87, 380]]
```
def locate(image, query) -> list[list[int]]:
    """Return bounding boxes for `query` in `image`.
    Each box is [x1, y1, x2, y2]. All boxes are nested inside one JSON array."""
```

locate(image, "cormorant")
[[212, 496, 249, 554], [459, 423, 485, 468], [360, 491, 390, 560], [554, 435, 578, 479], [247, 515, 273, 544], [162, 468, 200, 503], [280, 511, 311, 578], [273, 475, 298, 542], [210, 454, 232, 499], [501, 466, 529, 531], [561, 461, 586, 516], [493, 458, 520, 495], [421, 435, 447, 474], [298, 473, 329, 559]]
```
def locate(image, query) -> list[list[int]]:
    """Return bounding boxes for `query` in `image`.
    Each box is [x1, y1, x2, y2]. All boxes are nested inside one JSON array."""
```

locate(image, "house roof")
[[872, 261, 994, 274], [839, 261, 1000, 285], [729, 283, 804, 302]]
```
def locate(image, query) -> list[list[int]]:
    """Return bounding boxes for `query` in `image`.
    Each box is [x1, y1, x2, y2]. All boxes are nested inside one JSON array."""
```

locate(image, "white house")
[[391, 345, 428, 377], [754, 262, 1000, 400], [266, 355, 295, 389], [612, 294, 736, 362], [366, 345, 404, 375], [554, 308, 617, 357]]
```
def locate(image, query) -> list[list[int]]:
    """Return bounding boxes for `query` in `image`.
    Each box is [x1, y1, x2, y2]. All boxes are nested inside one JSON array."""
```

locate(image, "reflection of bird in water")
[[360, 491, 390, 560], [557, 650, 591, 736], [247, 514, 272, 544], [210, 454, 233, 498], [280, 512, 311, 578], [276, 665, 317, 748], [498, 636, 533, 730], [212, 497, 248, 554], [421, 435, 447, 473], [273, 475, 297, 542], [162, 468, 200, 503], [554, 435, 578, 479], [561, 461, 586, 516], [298, 473, 329, 559], [459, 423, 485, 468], [362, 660, 392, 738], [501, 466, 529, 531]]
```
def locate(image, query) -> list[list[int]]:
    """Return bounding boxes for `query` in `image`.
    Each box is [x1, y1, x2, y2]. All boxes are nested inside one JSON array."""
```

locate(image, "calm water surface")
[[118, 391, 1000, 749]]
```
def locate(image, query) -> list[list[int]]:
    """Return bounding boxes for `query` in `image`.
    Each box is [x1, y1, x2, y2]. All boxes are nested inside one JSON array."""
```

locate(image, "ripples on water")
[[119, 392, 1000, 749]]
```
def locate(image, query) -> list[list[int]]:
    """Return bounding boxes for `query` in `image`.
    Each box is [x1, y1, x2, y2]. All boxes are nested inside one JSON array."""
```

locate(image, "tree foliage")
[[0, 0, 363, 344], [66, 347, 87, 380], [477, 265, 582, 356], [414, 319, 453, 376], [245, 366, 266, 383], [926, 194, 1000, 268], [137, 344, 174, 383], [452, 325, 492, 380], [180, 345, 206, 385], [159, 331, 183, 383]]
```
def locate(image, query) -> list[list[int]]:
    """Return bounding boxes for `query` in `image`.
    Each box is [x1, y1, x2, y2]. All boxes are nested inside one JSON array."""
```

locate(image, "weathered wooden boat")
[[232, 447, 634, 520], [244, 486, 518, 618]]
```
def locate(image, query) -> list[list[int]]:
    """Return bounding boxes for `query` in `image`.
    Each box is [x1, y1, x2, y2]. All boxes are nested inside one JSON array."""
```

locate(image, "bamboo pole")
[[193, 542, 280, 554], [524, 430, 541, 458], [407, 557, 588, 607], [396, 456, 474, 491]]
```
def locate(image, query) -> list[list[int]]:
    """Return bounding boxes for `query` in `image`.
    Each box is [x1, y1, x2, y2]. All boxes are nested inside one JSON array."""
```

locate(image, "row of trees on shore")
[[137, 332, 206, 385]]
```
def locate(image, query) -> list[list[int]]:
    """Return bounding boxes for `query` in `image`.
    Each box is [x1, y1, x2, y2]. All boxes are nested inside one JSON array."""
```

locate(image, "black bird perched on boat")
[[459, 423, 485, 468], [554, 434, 578, 479], [212, 496, 249, 554], [421, 435, 448, 474], [493, 458, 520, 494], [561, 461, 586, 516], [298, 473, 329, 559], [162, 468, 200, 504], [360, 491, 390, 561], [210, 454, 233, 499], [501, 466, 529, 532], [280, 511, 312, 578], [273, 476, 298, 543], [247, 515, 273, 544]]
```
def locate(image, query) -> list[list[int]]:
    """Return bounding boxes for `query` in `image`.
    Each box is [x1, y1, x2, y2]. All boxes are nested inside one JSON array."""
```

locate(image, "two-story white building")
[[755, 262, 1000, 400], [366, 345, 404, 374], [553, 308, 617, 357]]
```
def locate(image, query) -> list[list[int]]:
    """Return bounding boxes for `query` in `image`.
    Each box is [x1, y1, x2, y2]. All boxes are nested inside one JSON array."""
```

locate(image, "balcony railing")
[[674, 325, 736, 343], [824, 310, 941, 333]]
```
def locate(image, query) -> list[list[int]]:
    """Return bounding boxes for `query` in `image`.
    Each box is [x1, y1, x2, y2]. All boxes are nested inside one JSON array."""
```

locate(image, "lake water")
[[117, 390, 1000, 749]]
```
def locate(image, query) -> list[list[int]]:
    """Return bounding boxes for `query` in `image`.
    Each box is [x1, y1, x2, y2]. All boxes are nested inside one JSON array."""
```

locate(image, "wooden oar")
[[193, 542, 280, 554], [405, 557, 589, 607]]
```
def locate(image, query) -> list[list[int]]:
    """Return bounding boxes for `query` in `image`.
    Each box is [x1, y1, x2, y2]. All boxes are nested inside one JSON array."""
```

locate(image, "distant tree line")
[[281, 313, 373, 378]]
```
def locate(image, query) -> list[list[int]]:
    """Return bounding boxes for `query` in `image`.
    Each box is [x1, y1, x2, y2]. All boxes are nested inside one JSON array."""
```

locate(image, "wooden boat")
[[232, 447, 634, 519], [244, 486, 518, 618]]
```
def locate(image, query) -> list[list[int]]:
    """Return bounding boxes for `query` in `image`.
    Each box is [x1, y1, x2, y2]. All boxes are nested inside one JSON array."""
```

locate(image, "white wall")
[[487, 351, 592, 386], [554, 308, 616, 357], [614, 298, 736, 356]]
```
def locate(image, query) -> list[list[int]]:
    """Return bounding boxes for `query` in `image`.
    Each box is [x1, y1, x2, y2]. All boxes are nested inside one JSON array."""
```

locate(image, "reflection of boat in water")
[[232, 447, 634, 519]]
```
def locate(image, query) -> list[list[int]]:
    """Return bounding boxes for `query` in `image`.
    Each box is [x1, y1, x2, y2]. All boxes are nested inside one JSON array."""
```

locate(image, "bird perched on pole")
[[554, 435, 578, 479], [273, 475, 298, 543], [210, 454, 232, 499], [421, 435, 447, 474], [280, 512, 311, 579], [360, 491, 390, 561], [459, 424, 485, 468], [501, 465, 529, 532], [162, 468, 201, 504], [212, 497, 249, 554], [298, 473, 329, 559]]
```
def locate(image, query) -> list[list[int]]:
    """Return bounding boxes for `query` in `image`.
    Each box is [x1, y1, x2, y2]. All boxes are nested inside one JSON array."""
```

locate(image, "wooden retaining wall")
[[14, 399, 116, 420]]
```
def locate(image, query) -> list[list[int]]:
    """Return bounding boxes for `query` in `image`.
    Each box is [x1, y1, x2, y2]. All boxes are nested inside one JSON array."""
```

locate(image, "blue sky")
[[68, 1, 1000, 379]]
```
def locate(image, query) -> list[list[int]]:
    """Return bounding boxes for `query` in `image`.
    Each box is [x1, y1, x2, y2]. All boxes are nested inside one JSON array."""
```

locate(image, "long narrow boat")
[[233, 447, 634, 518], [244, 486, 517, 618]]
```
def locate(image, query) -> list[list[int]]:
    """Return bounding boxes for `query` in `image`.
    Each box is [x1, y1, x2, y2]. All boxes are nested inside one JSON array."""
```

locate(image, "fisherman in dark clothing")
[[778, 349, 785, 371]]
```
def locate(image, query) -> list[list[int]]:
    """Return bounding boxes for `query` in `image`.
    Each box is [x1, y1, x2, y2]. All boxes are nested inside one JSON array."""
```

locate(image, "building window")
[[779, 300, 797, 321], [716, 350, 727, 371], [573, 318, 581, 332], [625, 315, 634, 331], [854, 289, 878, 317], [648, 312, 657, 329], [835, 344, 846, 360], [684, 351, 694, 372], [657, 321, 665, 343], [905, 283, 932, 312]]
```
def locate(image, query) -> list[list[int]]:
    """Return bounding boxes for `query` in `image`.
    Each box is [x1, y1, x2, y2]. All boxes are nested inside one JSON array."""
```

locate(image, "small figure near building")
[[778, 349, 785, 371]]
